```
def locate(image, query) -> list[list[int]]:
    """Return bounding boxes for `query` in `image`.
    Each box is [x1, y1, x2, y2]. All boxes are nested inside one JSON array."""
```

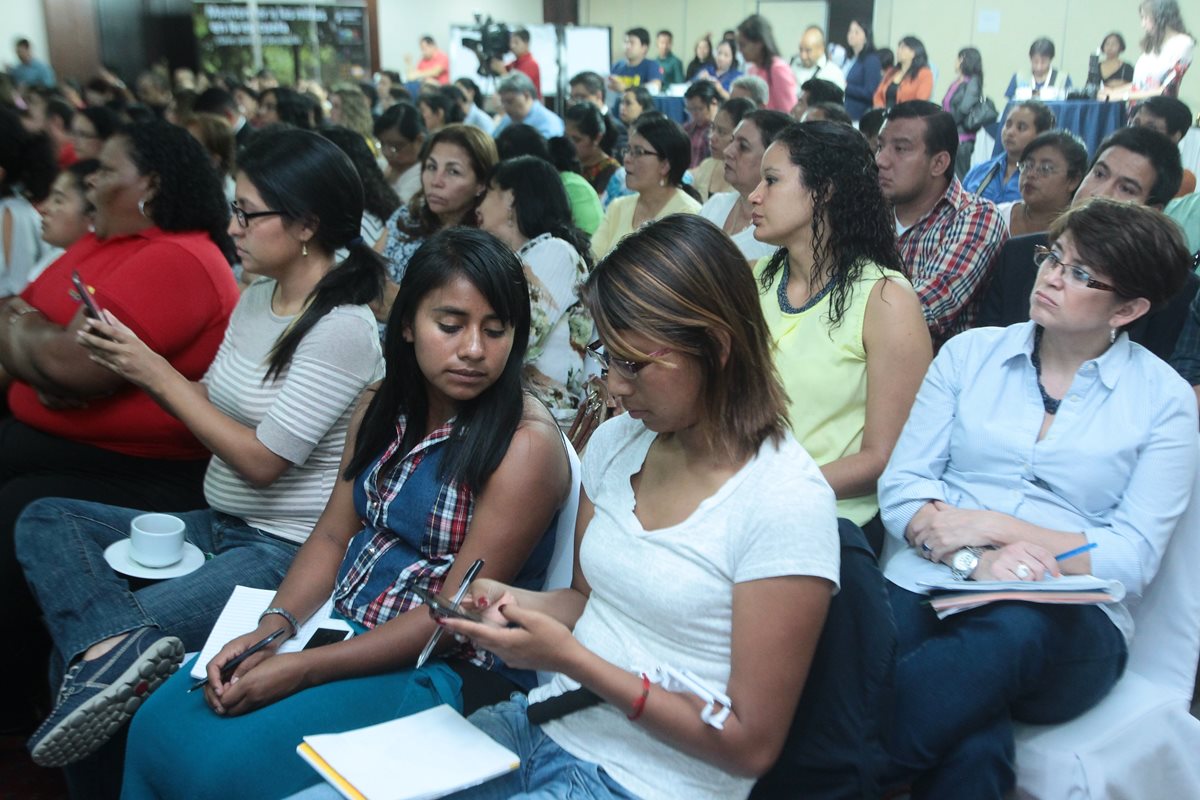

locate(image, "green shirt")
[[560, 172, 603, 235], [1165, 192, 1200, 258], [657, 54, 685, 85]]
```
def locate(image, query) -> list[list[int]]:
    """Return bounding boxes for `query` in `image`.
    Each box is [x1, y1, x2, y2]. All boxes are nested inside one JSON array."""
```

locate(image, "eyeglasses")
[[1032, 246, 1116, 292], [626, 145, 662, 159], [585, 340, 672, 379], [1018, 160, 1061, 178], [230, 201, 284, 228]]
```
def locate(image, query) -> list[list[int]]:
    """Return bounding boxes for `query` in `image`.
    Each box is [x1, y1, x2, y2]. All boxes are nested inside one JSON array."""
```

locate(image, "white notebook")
[[297, 704, 520, 800], [190, 585, 351, 679]]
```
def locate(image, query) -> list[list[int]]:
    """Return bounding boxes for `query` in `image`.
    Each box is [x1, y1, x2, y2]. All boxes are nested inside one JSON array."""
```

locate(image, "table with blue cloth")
[[989, 99, 1127, 158], [652, 95, 688, 123]]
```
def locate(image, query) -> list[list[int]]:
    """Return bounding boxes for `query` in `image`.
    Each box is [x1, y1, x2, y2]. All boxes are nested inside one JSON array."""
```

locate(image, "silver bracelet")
[[259, 606, 299, 637]]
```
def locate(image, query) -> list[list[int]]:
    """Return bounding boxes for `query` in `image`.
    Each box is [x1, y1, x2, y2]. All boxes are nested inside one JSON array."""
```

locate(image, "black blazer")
[[944, 75, 982, 133]]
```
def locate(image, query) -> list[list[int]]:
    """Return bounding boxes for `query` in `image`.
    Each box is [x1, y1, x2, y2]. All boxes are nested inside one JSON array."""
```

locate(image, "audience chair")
[[750, 519, 897, 800], [536, 434, 582, 687], [1013, 437, 1200, 799]]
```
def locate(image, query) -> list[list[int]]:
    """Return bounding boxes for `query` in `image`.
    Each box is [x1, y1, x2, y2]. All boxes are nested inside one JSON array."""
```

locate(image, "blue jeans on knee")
[[16, 497, 297, 678], [886, 584, 1127, 800], [285, 695, 641, 800]]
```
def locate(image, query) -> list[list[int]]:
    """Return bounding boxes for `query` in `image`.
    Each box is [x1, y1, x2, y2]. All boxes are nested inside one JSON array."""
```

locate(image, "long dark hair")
[[737, 15, 782, 68], [121, 120, 235, 264], [958, 47, 984, 84], [264, 87, 313, 129], [238, 128, 385, 380], [758, 121, 906, 328], [345, 227, 531, 491], [490, 156, 593, 269], [0, 106, 56, 202], [565, 102, 613, 155], [848, 18, 876, 56], [1140, 0, 1190, 53], [318, 125, 401, 223], [374, 101, 425, 141], [455, 77, 486, 110], [420, 87, 466, 127], [899, 36, 929, 81]]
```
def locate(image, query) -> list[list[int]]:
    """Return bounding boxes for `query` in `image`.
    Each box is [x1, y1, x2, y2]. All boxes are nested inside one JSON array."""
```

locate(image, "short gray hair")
[[730, 75, 769, 107], [498, 71, 536, 97]]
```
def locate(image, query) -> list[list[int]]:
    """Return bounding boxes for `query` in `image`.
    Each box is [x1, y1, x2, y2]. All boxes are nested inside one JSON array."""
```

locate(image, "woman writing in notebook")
[[876, 199, 1197, 799], [434, 214, 840, 800], [119, 226, 571, 799]]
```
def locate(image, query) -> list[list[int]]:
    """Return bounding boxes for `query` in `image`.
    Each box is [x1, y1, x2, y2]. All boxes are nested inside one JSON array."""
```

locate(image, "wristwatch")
[[950, 546, 983, 580]]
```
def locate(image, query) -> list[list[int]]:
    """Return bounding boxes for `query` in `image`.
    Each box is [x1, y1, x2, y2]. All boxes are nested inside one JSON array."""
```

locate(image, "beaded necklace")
[[1030, 326, 1061, 415]]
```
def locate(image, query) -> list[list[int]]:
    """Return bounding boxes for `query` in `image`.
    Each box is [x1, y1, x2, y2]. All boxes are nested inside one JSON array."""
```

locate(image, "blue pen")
[[1055, 542, 1098, 561]]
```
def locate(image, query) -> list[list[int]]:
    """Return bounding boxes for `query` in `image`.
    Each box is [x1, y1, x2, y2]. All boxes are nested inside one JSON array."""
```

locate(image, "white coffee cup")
[[129, 513, 186, 568]]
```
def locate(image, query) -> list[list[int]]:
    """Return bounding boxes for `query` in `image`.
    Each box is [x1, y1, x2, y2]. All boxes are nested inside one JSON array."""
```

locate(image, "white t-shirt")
[[698, 192, 779, 262], [531, 412, 840, 800], [1133, 32, 1195, 94]]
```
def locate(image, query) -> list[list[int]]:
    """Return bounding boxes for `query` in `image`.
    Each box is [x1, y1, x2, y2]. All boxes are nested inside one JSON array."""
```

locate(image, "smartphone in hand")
[[71, 271, 104, 320], [411, 586, 483, 622]]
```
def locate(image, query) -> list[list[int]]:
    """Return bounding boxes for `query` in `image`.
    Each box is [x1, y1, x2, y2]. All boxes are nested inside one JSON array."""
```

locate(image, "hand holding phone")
[[412, 586, 483, 622], [71, 271, 104, 320]]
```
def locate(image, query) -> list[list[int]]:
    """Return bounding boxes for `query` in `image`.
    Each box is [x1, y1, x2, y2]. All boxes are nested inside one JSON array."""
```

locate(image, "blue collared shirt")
[[962, 152, 1022, 204], [493, 102, 564, 139], [880, 322, 1198, 641]]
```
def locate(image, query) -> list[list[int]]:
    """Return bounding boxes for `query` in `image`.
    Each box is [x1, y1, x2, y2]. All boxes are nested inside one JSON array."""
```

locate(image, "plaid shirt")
[[334, 416, 473, 630], [1170, 287, 1200, 385], [899, 178, 1008, 344]]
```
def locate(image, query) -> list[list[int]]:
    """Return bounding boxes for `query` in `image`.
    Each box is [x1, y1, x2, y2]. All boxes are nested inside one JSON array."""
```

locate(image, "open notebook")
[[298, 704, 520, 800], [190, 585, 351, 679]]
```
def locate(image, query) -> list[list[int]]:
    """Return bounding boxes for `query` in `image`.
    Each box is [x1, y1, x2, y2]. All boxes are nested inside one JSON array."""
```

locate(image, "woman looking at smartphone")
[[118, 226, 571, 799], [0, 121, 239, 733], [17, 128, 387, 771], [432, 214, 838, 800]]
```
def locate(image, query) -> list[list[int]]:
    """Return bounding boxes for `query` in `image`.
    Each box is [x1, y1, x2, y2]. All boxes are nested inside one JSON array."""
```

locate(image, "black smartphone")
[[411, 586, 482, 622], [303, 627, 353, 650], [71, 271, 104, 320]]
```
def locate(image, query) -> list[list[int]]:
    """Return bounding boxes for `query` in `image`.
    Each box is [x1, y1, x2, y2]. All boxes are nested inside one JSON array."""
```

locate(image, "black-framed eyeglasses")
[[625, 145, 662, 159], [1033, 245, 1116, 292], [230, 201, 284, 228], [1018, 160, 1060, 178], [585, 340, 671, 379]]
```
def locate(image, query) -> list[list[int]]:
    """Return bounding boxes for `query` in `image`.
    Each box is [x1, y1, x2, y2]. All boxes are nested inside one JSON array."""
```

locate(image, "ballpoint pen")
[[188, 627, 287, 693], [1054, 542, 1099, 561], [416, 558, 484, 669]]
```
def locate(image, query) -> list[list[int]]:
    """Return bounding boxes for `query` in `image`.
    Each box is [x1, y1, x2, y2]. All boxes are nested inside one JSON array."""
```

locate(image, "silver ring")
[[1015, 564, 1032, 579], [921, 543, 933, 553]]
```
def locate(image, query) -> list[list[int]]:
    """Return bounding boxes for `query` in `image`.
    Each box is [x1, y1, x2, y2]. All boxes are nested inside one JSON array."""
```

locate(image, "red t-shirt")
[[418, 51, 450, 84], [57, 140, 78, 169], [10, 228, 240, 460], [507, 53, 542, 98]]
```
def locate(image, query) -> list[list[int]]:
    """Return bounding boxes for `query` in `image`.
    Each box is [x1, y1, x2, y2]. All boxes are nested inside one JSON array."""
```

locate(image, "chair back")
[[750, 519, 897, 800], [537, 434, 582, 687], [1126, 437, 1200, 698]]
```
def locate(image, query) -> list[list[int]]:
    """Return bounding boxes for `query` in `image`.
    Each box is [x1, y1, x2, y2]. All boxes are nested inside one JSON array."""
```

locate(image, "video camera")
[[461, 14, 511, 78]]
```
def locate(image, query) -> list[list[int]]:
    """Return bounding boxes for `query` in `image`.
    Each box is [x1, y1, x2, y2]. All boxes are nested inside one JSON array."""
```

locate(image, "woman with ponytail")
[[478, 155, 595, 425], [16, 127, 385, 770]]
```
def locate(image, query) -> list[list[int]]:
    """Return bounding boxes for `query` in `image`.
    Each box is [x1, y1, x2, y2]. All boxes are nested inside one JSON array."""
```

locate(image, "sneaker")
[[27, 627, 183, 767]]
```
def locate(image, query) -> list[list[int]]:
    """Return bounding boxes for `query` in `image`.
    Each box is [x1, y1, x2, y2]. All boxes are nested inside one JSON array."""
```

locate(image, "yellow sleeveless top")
[[756, 257, 909, 525]]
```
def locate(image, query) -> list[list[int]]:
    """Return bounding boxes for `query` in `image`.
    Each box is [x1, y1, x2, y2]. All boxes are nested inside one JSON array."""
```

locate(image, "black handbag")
[[963, 96, 999, 133]]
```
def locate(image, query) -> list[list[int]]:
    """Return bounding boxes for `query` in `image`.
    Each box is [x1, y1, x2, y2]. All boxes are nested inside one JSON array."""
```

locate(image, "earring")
[[658, 178, 666, 188], [302, 242, 308, 257], [1110, 327, 1117, 344], [138, 198, 148, 218]]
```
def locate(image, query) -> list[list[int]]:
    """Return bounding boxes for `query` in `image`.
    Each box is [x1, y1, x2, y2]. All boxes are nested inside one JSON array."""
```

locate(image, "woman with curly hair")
[[317, 125, 400, 254], [0, 120, 240, 730], [377, 124, 497, 320], [749, 121, 932, 534]]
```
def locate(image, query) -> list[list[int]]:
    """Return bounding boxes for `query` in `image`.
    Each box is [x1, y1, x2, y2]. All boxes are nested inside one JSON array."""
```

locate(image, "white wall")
[[874, 0, 1199, 115], [0, 0, 49, 73], [376, 0, 544, 74]]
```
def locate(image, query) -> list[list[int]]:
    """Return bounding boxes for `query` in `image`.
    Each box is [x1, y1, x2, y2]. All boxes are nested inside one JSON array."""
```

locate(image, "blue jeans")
[[284, 694, 640, 800], [886, 584, 1127, 799], [15, 497, 297, 678]]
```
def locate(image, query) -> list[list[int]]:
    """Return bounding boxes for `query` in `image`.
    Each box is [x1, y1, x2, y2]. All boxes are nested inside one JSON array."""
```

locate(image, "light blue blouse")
[[879, 322, 1198, 641]]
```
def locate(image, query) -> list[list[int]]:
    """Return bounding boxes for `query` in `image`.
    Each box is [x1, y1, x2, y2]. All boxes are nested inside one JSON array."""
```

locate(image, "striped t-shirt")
[[202, 279, 384, 543]]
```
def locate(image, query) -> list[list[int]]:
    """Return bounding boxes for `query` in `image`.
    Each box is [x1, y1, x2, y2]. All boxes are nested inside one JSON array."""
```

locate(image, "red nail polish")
[[477, 598, 488, 609]]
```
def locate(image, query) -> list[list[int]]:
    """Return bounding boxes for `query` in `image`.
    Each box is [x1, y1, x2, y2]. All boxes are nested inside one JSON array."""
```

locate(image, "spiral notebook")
[[297, 704, 520, 800]]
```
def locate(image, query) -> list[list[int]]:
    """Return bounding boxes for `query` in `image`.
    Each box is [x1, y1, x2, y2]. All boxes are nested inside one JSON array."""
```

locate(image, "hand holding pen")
[[416, 558, 485, 669], [190, 628, 288, 693]]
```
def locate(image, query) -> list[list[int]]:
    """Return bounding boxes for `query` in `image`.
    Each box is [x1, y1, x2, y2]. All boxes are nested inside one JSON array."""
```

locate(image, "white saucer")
[[103, 539, 206, 580]]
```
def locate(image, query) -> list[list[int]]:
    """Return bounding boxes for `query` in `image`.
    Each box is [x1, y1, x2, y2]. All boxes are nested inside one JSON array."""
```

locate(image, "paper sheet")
[[190, 585, 350, 679]]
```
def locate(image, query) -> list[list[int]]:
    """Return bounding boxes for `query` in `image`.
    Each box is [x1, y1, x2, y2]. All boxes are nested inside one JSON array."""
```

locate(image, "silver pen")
[[415, 558, 484, 669]]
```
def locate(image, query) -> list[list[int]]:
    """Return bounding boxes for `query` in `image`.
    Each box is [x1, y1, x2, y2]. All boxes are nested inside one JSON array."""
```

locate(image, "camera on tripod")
[[461, 14, 511, 77]]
